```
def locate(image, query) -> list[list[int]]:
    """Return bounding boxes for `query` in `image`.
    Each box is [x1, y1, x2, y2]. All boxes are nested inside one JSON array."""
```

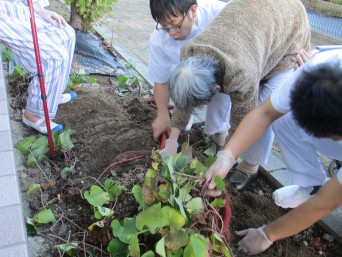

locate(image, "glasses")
[[156, 14, 186, 33]]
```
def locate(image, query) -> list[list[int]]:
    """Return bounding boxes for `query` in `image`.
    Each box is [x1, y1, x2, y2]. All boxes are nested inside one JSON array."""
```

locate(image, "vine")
[[66, 0, 119, 32]]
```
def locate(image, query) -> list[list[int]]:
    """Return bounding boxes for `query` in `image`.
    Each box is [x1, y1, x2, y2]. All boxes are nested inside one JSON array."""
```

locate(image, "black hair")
[[150, 0, 197, 24], [290, 59, 342, 138]]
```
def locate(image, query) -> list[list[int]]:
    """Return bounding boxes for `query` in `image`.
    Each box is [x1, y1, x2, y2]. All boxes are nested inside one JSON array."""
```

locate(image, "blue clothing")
[[0, 0, 75, 118]]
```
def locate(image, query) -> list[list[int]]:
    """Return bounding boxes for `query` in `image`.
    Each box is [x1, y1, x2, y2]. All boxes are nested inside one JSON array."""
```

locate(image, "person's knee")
[[66, 24, 76, 43]]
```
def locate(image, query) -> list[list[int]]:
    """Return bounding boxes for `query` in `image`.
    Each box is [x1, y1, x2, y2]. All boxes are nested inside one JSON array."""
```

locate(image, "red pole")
[[27, 0, 55, 157]]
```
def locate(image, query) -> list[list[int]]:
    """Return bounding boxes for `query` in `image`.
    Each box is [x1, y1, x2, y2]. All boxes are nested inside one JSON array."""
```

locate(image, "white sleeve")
[[271, 49, 342, 113], [148, 33, 172, 84], [338, 167, 342, 185], [270, 68, 302, 114]]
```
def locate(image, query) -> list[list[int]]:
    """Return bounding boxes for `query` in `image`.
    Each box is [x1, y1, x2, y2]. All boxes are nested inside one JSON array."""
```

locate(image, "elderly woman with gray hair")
[[163, 0, 311, 191]]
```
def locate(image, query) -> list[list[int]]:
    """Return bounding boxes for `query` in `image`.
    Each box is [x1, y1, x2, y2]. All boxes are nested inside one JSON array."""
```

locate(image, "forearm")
[[265, 202, 327, 242], [225, 99, 282, 158], [265, 177, 342, 242], [169, 127, 180, 140], [154, 82, 170, 115]]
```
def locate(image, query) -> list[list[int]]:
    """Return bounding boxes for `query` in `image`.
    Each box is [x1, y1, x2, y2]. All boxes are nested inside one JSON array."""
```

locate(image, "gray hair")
[[168, 56, 219, 114]]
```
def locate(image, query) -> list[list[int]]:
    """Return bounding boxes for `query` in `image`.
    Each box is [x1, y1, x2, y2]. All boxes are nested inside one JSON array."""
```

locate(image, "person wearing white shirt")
[[148, 0, 227, 146], [203, 49, 342, 255]]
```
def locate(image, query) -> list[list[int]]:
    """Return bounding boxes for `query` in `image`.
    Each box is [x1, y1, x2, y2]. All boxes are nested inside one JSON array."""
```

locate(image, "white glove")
[[236, 225, 273, 255], [205, 149, 236, 193], [160, 139, 179, 156], [38, 10, 67, 27]]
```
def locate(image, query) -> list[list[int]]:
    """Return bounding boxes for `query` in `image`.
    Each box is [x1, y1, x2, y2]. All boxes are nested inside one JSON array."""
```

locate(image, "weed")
[[1, 47, 11, 61]]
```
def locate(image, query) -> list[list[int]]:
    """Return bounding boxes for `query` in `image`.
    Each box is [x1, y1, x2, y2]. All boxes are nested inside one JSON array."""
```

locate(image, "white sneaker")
[[59, 92, 78, 105], [273, 185, 321, 209]]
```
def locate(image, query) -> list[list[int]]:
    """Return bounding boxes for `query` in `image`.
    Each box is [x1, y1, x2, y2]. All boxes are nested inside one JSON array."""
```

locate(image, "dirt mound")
[[57, 87, 158, 177]]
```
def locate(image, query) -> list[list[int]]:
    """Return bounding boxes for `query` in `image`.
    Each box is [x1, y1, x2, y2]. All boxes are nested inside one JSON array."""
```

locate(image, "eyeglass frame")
[[155, 13, 187, 33]]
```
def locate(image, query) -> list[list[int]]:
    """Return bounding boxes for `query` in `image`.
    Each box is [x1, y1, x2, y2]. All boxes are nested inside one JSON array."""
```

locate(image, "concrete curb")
[[0, 49, 30, 256]]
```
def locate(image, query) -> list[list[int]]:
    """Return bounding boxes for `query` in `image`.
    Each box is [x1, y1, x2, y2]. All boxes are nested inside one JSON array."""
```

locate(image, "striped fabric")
[[0, 0, 75, 119]]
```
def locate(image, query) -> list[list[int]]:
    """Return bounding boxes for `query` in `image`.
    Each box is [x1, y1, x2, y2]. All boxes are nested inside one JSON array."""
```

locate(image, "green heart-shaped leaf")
[[185, 197, 204, 216], [107, 238, 129, 257], [136, 203, 167, 233], [162, 206, 186, 229], [165, 228, 189, 250], [84, 185, 110, 206], [111, 218, 138, 244], [183, 234, 209, 257], [14, 135, 37, 156], [32, 208, 56, 224]]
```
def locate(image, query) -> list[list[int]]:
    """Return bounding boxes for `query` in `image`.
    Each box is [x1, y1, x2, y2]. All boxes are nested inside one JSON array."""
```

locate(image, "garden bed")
[[6, 72, 340, 256], [5, 1, 341, 255]]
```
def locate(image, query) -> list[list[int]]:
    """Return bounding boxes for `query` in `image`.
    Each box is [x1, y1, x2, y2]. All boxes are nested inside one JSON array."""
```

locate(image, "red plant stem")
[[205, 199, 225, 233], [98, 150, 151, 180], [208, 240, 213, 256], [222, 191, 232, 233], [109, 150, 151, 169]]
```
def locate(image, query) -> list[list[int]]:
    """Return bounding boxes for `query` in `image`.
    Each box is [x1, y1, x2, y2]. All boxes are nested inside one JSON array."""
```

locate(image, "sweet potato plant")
[[84, 146, 233, 257]]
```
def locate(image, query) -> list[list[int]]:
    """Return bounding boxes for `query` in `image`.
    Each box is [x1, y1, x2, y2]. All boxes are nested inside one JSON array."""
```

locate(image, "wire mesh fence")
[[301, 0, 342, 41]]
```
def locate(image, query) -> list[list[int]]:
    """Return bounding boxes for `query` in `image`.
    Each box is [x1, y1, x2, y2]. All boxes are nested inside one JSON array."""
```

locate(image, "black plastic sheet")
[[74, 30, 129, 76]]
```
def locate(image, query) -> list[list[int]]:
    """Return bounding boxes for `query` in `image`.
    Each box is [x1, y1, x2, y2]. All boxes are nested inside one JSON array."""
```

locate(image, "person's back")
[[181, 0, 311, 132], [166, 0, 311, 191]]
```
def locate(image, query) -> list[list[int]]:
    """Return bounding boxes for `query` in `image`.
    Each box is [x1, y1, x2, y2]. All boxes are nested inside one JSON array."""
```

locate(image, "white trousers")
[[204, 69, 294, 166], [272, 112, 342, 187], [0, 1, 75, 119]]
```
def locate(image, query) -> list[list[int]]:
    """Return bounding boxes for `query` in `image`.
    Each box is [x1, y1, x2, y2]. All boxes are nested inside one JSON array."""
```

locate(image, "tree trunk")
[[70, 2, 84, 31]]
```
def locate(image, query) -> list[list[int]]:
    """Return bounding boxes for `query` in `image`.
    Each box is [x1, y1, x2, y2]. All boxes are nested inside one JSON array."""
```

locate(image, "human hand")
[[152, 112, 171, 141], [38, 10, 67, 28], [204, 149, 236, 196], [160, 138, 179, 156], [236, 225, 273, 255], [294, 49, 311, 69]]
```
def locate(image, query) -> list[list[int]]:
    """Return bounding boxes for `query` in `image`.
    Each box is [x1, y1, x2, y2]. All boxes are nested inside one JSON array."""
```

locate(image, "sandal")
[[22, 114, 64, 135], [59, 92, 78, 105], [228, 168, 259, 191]]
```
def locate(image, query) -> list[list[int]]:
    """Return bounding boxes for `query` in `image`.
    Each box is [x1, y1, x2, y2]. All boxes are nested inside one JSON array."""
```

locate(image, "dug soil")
[[9, 81, 340, 256]]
